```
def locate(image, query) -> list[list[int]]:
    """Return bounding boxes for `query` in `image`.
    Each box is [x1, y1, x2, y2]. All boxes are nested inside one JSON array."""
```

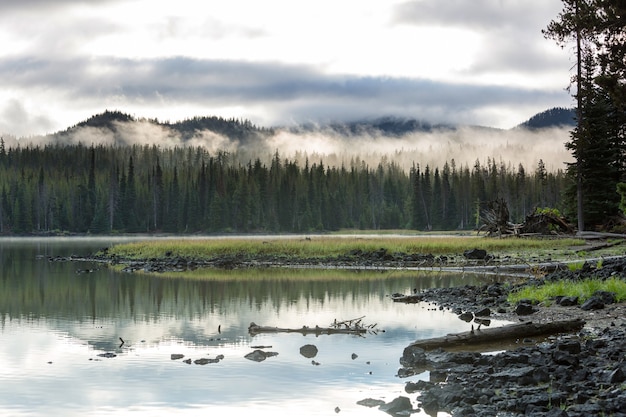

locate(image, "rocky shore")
[[77, 245, 626, 416], [392, 257, 626, 417]]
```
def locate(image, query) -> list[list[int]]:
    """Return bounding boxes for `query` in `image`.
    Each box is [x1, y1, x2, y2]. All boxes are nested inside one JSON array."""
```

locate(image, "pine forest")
[[0, 138, 565, 235]]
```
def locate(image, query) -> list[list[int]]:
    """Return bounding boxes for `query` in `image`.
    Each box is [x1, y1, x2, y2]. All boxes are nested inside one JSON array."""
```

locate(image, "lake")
[[0, 237, 506, 417]]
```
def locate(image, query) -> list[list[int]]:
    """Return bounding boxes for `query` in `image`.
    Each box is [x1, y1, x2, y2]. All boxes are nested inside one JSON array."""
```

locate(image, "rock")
[[351, 353, 358, 360], [556, 295, 579, 306], [194, 357, 222, 365], [515, 302, 537, 315], [580, 296, 605, 311], [97, 352, 117, 358], [474, 307, 491, 317], [334, 406, 340, 413], [356, 398, 385, 408], [244, 349, 278, 362], [171, 354, 184, 360], [379, 396, 414, 416], [463, 248, 488, 260], [557, 340, 581, 354], [299, 344, 318, 358], [608, 367, 625, 383], [593, 290, 616, 304], [458, 311, 474, 322]]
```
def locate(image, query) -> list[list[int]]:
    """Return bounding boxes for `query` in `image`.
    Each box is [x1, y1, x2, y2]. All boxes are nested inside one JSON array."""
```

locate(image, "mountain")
[[47, 107, 572, 148], [56, 109, 273, 144], [516, 107, 576, 130]]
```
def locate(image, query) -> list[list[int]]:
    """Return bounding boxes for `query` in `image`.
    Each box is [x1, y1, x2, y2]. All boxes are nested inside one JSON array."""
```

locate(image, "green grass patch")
[[508, 277, 626, 305], [101, 236, 585, 261]]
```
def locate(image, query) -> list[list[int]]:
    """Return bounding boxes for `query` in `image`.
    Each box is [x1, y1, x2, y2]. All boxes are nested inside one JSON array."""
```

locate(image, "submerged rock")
[[244, 349, 278, 362], [299, 344, 318, 358]]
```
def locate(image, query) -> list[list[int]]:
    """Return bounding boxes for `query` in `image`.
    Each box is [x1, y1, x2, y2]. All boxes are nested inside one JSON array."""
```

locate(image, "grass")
[[508, 277, 626, 305], [101, 235, 586, 261]]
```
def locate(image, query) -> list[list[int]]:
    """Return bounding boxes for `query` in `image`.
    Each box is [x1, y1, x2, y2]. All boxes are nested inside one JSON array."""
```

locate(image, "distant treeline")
[[0, 142, 566, 234]]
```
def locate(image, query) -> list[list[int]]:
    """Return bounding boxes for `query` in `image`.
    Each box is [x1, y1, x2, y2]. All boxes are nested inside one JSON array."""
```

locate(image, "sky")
[[0, 0, 575, 138]]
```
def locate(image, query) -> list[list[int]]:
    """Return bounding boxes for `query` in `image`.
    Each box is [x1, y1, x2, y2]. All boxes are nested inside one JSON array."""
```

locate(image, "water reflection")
[[0, 238, 501, 417]]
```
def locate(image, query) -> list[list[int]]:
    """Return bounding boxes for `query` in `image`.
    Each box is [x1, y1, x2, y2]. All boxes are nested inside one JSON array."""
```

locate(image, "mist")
[[2, 119, 573, 173]]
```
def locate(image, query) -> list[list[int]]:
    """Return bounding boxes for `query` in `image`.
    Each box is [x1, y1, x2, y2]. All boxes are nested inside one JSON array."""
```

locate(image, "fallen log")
[[408, 319, 585, 350], [248, 321, 368, 336]]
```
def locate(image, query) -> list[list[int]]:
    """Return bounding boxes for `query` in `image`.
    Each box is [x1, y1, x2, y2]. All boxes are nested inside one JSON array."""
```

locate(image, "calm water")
[[0, 237, 503, 417]]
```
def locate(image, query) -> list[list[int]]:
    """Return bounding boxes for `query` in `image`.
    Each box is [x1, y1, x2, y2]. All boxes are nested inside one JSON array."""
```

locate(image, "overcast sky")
[[0, 0, 574, 137]]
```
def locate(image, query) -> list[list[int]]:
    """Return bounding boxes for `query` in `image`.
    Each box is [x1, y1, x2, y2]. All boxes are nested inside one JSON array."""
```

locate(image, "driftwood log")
[[407, 319, 585, 350], [248, 321, 368, 336]]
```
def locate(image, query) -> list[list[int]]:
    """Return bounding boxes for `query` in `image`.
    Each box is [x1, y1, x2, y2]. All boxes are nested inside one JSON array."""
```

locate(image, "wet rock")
[[351, 353, 358, 360], [171, 353, 184, 360], [97, 352, 117, 358], [356, 398, 386, 408], [244, 349, 278, 362], [299, 344, 318, 358], [378, 396, 414, 416], [474, 307, 491, 317], [458, 311, 474, 322]]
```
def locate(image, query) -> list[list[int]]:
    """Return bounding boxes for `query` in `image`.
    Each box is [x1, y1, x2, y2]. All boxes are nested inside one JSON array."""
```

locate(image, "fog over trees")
[[0, 110, 569, 234]]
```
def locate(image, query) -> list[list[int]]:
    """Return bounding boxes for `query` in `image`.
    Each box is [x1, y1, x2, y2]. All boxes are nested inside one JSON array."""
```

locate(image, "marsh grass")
[[102, 236, 585, 261], [508, 277, 626, 305]]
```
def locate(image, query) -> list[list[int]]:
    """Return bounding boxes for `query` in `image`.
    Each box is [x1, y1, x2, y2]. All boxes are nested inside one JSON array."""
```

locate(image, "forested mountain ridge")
[[55, 110, 274, 145], [0, 107, 573, 235], [516, 107, 576, 130], [51, 107, 571, 143]]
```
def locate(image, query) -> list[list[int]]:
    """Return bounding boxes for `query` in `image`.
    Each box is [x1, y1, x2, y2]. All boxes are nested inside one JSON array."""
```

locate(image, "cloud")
[[0, 98, 54, 137], [392, 0, 568, 80], [392, 0, 560, 32], [0, 55, 570, 130], [0, 0, 119, 12]]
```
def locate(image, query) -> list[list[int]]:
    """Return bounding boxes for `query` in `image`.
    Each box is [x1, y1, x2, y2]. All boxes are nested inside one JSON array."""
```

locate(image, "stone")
[[458, 311, 474, 322], [593, 290, 616, 304], [556, 295, 579, 306], [557, 340, 581, 354], [474, 307, 491, 317], [379, 396, 414, 416], [580, 296, 605, 311], [299, 344, 318, 358], [244, 349, 278, 362], [171, 353, 184, 360], [515, 303, 537, 315], [356, 398, 385, 408]]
